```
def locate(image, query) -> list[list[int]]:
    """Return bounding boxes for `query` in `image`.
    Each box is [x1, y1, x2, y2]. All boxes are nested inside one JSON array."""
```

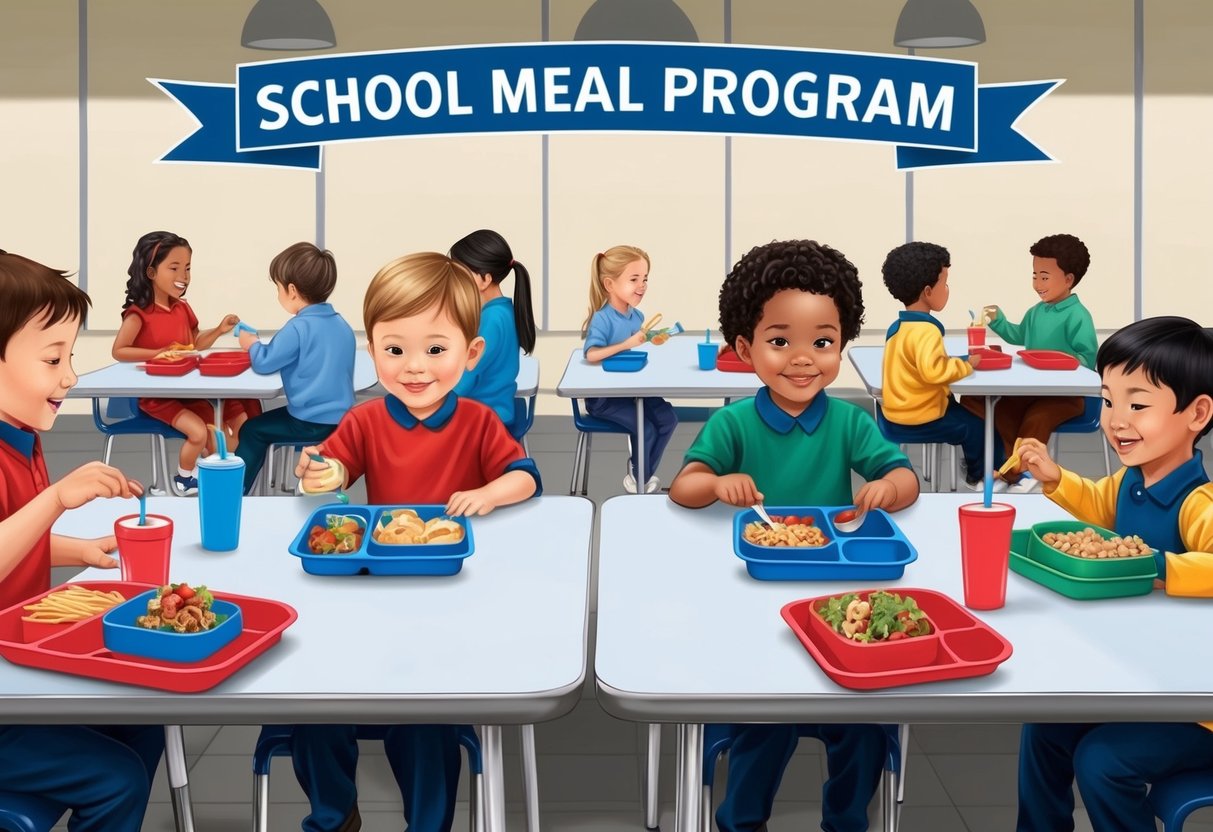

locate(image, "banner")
[[153, 42, 1062, 171]]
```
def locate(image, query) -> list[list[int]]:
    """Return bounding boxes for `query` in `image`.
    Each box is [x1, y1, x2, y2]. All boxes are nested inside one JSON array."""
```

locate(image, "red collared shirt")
[[0, 421, 51, 610]]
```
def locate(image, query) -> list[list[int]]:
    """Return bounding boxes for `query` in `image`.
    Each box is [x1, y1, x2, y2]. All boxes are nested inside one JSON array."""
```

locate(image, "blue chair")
[[874, 406, 957, 493], [569, 398, 633, 496], [264, 442, 307, 495], [1150, 768, 1213, 831], [694, 724, 908, 832], [510, 394, 537, 455], [91, 397, 186, 496], [251, 725, 484, 832], [0, 792, 65, 832], [1050, 396, 1112, 478]]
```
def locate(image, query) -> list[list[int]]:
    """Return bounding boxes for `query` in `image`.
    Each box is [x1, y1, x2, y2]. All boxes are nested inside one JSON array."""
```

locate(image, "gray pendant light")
[[574, 0, 699, 42], [894, 0, 985, 48], [242, 0, 336, 50]]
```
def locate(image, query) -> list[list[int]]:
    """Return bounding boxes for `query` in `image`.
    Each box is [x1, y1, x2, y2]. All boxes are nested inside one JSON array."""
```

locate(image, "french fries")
[[21, 586, 125, 624]]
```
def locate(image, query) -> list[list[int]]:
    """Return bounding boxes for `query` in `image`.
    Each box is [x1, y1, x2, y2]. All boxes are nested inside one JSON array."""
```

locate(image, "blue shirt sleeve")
[[247, 321, 302, 375], [584, 310, 611, 350]]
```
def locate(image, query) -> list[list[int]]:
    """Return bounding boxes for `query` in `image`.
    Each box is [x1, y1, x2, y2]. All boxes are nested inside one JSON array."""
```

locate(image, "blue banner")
[[153, 43, 1061, 171]]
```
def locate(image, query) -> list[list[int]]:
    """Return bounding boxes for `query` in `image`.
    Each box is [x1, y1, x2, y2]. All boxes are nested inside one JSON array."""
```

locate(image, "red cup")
[[114, 514, 173, 586], [958, 503, 1015, 610], [967, 326, 987, 350]]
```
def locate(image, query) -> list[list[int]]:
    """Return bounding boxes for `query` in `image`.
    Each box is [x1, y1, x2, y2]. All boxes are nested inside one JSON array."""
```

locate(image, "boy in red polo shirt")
[[285, 252, 541, 832], [0, 250, 163, 831]]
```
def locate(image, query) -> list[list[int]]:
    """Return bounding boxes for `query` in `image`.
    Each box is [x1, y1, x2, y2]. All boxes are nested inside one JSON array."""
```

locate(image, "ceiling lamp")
[[894, 0, 986, 48], [574, 0, 699, 42], [242, 0, 336, 50]]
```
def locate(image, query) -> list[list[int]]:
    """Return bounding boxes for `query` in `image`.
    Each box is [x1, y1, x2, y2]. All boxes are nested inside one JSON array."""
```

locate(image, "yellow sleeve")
[[1164, 486, 1213, 598], [1043, 467, 1123, 530], [910, 326, 973, 386]]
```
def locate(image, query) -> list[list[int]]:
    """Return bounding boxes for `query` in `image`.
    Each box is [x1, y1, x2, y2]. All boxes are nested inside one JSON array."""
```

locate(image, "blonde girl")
[[581, 245, 678, 493]]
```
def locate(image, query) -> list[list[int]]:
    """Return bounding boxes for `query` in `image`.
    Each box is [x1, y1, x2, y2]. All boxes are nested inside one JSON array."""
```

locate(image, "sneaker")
[[1007, 475, 1040, 493], [623, 472, 639, 494], [173, 475, 199, 496], [966, 477, 1008, 493], [644, 476, 660, 494]]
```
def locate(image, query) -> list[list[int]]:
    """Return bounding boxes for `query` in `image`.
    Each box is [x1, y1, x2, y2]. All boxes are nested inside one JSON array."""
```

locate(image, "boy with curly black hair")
[[880, 241, 997, 488], [670, 240, 919, 832]]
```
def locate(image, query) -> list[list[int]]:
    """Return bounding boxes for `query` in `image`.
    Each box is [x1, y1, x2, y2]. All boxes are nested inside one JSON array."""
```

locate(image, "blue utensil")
[[306, 453, 349, 504], [969, 309, 977, 323], [138, 491, 147, 526], [234, 321, 257, 336]]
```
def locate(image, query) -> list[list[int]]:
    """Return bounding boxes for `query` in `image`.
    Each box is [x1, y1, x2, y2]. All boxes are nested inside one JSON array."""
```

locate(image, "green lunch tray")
[[1023, 521, 1158, 579], [1009, 530, 1155, 600]]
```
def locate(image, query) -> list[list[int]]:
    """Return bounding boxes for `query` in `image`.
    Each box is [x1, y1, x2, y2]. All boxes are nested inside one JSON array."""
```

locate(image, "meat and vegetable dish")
[[817, 591, 932, 642], [308, 515, 365, 554], [135, 583, 226, 633], [742, 514, 829, 547]]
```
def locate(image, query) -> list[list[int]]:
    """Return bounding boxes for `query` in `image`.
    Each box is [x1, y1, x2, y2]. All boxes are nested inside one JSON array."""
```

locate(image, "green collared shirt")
[[683, 388, 912, 506], [988, 293, 1098, 370]]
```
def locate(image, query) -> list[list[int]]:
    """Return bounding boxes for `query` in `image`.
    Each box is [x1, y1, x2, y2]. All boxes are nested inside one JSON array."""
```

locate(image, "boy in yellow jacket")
[[880, 242, 1000, 488], [1014, 316, 1213, 832]]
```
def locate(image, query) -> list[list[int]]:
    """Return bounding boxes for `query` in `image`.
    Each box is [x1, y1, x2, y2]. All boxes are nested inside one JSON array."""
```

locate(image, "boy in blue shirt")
[[237, 242, 356, 494], [1015, 317, 1213, 832], [670, 240, 919, 832]]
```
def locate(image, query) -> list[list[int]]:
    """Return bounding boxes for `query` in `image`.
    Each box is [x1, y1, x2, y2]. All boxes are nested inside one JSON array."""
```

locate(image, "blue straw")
[[705, 328, 711, 344], [209, 424, 228, 459], [138, 491, 147, 526], [983, 470, 993, 508]]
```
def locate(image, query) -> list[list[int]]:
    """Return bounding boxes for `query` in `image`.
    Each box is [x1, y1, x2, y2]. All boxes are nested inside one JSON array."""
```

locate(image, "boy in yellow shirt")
[[879, 242, 1001, 488], [1014, 316, 1213, 832]]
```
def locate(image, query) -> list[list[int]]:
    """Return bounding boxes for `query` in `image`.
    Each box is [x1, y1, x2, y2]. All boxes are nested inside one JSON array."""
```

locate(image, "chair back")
[[1055, 396, 1103, 434], [105, 397, 141, 421], [252, 724, 483, 776], [1149, 768, 1213, 832]]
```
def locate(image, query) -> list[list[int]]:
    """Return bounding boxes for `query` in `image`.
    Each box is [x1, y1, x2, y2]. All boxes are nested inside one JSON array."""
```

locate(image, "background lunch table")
[[5, 495, 593, 832], [848, 341, 1102, 484], [68, 351, 382, 427], [595, 494, 1213, 832], [556, 336, 761, 491]]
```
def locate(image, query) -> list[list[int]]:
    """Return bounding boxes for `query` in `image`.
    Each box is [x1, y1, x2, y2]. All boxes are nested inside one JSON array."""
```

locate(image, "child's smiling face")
[[148, 246, 191, 303], [0, 309, 80, 431], [369, 304, 484, 420], [603, 259, 648, 309], [734, 289, 842, 414], [1101, 364, 1213, 482], [1032, 256, 1074, 304]]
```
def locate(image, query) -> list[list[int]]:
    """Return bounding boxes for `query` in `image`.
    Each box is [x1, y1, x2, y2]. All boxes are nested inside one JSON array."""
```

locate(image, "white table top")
[[556, 336, 763, 399], [0, 496, 593, 723], [848, 342, 1101, 398], [68, 352, 380, 399], [595, 494, 1213, 723]]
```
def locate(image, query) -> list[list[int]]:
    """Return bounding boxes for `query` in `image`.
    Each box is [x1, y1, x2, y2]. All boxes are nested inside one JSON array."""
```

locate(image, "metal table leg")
[[480, 725, 507, 832], [984, 395, 1000, 484], [644, 723, 661, 829], [674, 723, 703, 832], [165, 724, 195, 832]]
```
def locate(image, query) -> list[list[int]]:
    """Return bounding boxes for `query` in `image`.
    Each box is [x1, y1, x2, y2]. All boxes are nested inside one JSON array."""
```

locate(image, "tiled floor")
[[37, 409, 1213, 831]]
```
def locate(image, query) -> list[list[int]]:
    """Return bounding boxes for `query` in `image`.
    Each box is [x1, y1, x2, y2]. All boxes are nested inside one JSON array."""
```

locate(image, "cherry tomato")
[[888, 631, 907, 641], [176, 584, 196, 601], [783, 515, 800, 525], [835, 510, 857, 524]]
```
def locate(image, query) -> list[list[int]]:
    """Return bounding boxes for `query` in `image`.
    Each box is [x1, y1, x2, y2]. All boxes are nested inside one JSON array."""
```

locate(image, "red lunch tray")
[[198, 351, 251, 377], [715, 346, 756, 373], [0, 581, 297, 693], [1017, 349, 1080, 371], [970, 348, 1011, 370], [780, 587, 1012, 690], [141, 356, 199, 376]]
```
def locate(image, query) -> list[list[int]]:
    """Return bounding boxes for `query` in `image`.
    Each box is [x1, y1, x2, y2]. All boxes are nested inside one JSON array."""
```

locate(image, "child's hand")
[[295, 447, 344, 493], [713, 474, 763, 507], [1015, 438, 1061, 487], [1153, 578, 1166, 591], [626, 330, 647, 349], [853, 479, 898, 514], [238, 330, 258, 351], [78, 536, 119, 569], [968, 353, 982, 368], [218, 314, 239, 333], [983, 305, 1000, 323], [446, 487, 498, 517], [54, 462, 141, 511]]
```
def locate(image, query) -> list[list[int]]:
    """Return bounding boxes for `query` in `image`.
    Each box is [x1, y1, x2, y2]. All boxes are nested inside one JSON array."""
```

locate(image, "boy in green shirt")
[[670, 240, 918, 832], [962, 233, 1099, 492]]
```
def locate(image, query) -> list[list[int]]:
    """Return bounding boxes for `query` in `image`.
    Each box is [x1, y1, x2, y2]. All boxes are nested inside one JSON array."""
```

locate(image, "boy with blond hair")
[[286, 252, 541, 832]]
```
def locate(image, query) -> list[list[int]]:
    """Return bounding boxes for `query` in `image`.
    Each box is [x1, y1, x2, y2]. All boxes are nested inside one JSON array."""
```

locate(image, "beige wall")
[[2, 0, 1211, 417]]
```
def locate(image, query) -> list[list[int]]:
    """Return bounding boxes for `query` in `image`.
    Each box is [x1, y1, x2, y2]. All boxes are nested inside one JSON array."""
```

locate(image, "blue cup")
[[198, 455, 244, 551], [697, 342, 718, 370]]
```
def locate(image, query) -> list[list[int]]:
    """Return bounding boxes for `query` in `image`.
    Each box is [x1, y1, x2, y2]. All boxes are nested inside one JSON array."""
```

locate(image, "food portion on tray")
[[307, 514, 366, 554], [22, 586, 125, 624], [373, 508, 465, 545], [135, 583, 227, 633], [816, 590, 932, 643], [1040, 528, 1151, 560], [742, 515, 830, 547]]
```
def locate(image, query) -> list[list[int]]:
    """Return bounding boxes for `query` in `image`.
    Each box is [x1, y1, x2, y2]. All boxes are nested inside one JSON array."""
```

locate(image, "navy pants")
[[234, 406, 336, 494], [291, 724, 462, 832], [586, 396, 678, 482], [0, 724, 164, 832], [884, 397, 1000, 483], [716, 723, 886, 832], [1018, 722, 1213, 832]]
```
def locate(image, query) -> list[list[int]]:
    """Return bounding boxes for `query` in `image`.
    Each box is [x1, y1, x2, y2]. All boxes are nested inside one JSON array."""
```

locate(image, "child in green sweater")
[[962, 233, 1099, 492]]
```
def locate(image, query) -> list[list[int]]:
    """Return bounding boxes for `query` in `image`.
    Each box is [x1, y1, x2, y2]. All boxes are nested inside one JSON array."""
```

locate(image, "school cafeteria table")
[[556, 336, 761, 492], [595, 494, 1213, 832], [68, 351, 381, 425], [848, 341, 1101, 485], [2, 495, 593, 832]]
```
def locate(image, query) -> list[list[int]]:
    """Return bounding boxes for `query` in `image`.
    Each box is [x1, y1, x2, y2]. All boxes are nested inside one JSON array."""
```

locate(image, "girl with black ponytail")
[[448, 229, 537, 431]]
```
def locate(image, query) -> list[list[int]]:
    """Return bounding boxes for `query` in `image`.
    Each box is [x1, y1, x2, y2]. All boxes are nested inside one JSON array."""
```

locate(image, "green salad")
[[817, 591, 931, 643]]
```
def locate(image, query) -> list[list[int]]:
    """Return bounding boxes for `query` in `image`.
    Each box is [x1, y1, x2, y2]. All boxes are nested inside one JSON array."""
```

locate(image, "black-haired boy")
[[1015, 316, 1213, 831], [670, 240, 919, 832]]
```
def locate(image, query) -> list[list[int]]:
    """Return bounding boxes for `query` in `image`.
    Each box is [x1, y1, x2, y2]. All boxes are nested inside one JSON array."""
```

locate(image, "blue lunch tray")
[[602, 350, 648, 372], [102, 590, 243, 663], [288, 504, 475, 576], [733, 506, 918, 581]]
